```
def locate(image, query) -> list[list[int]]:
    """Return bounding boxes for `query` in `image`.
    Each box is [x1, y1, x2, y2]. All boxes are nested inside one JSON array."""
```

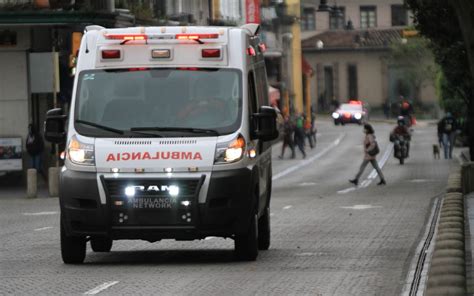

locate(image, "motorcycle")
[[391, 134, 409, 164]]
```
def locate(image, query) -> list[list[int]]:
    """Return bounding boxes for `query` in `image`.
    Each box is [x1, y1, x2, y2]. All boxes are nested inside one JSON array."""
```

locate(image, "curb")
[[425, 168, 467, 296]]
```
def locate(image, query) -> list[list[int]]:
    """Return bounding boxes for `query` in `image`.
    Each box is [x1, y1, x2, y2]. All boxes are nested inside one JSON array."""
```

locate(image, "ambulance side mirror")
[[44, 108, 67, 144], [252, 106, 279, 141]]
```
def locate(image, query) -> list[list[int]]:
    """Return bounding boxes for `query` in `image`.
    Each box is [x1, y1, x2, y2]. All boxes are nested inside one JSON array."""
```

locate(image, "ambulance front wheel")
[[258, 206, 270, 250], [91, 237, 113, 252], [234, 212, 258, 261], [60, 216, 86, 264]]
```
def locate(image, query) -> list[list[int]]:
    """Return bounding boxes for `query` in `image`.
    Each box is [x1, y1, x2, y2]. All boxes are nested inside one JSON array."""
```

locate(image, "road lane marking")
[[337, 143, 393, 193], [34, 227, 53, 231], [84, 281, 119, 295], [23, 211, 58, 216], [341, 205, 382, 210], [272, 133, 345, 181], [298, 182, 317, 186], [283, 205, 293, 210], [337, 187, 356, 194], [410, 179, 432, 183]]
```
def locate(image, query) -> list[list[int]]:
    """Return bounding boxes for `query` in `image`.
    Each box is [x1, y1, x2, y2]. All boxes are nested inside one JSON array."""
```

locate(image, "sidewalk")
[[0, 172, 49, 199]]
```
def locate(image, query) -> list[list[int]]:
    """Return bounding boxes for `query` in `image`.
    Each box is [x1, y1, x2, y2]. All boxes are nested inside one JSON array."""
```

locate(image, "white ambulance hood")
[[94, 137, 217, 173]]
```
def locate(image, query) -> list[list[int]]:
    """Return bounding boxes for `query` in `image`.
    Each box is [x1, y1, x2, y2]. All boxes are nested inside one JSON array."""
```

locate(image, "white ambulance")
[[44, 24, 278, 263]]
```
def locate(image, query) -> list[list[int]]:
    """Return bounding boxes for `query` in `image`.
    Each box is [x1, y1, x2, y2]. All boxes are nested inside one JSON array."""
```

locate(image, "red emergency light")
[[202, 48, 221, 58], [247, 46, 256, 56], [349, 100, 362, 105], [101, 49, 121, 59], [104, 33, 147, 41], [176, 33, 219, 40]]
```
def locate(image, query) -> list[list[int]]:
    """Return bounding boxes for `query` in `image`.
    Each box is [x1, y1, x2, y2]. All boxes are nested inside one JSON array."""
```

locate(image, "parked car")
[[332, 100, 368, 125]]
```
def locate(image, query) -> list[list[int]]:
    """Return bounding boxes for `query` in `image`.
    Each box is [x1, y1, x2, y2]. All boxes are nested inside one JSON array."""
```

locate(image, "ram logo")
[[125, 185, 179, 197]]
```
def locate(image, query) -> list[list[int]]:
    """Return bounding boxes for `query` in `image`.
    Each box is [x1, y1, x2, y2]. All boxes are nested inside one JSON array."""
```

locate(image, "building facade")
[[301, 0, 436, 114]]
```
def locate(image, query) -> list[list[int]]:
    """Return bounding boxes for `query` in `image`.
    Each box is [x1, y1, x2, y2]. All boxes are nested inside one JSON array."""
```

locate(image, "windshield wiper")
[[130, 127, 219, 136], [75, 120, 124, 135]]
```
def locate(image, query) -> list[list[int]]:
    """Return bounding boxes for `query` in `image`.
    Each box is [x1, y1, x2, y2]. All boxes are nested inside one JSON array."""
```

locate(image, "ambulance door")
[[250, 63, 272, 212]]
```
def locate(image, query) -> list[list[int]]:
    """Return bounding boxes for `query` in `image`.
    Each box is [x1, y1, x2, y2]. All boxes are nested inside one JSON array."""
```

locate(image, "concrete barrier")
[[26, 168, 37, 199], [425, 169, 467, 295]]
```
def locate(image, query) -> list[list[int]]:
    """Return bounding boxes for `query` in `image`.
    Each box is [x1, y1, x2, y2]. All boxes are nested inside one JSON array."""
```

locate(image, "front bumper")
[[59, 168, 254, 240]]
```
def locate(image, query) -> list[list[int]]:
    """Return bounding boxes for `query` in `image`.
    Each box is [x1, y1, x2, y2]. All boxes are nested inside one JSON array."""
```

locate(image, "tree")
[[406, 0, 474, 159], [385, 37, 437, 106]]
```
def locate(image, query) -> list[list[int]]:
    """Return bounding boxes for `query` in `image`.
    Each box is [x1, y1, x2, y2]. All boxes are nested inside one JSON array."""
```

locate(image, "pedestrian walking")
[[438, 112, 459, 159], [349, 124, 386, 186], [279, 114, 296, 159], [304, 117, 314, 149], [293, 113, 307, 159], [26, 123, 44, 173]]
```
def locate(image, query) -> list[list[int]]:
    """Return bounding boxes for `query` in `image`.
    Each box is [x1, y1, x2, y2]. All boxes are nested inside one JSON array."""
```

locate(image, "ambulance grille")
[[114, 140, 152, 145], [159, 140, 197, 145], [104, 178, 201, 198]]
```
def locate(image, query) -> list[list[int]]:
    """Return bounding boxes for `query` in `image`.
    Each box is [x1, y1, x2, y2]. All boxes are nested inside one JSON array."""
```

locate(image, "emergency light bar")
[[104, 33, 219, 41], [176, 33, 219, 40], [104, 33, 147, 41]]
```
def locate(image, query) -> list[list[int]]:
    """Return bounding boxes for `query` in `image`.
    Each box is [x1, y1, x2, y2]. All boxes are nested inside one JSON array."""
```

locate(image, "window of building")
[[391, 5, 408, 26], [360, 6, 376, 29], [348, 64, 358, 100], [301, 8, 316, 31], [330, 7, 345, 30]]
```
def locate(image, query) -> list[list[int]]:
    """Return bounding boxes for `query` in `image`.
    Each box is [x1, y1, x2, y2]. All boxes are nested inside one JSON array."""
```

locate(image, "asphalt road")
[[0, 120, 454, 295]]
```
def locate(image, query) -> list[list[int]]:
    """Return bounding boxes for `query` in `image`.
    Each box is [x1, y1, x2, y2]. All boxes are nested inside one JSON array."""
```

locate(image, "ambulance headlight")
[[67, 135, 95, 165], [169, 185, 179, 197], [354, 113, 362, 120], [214, 134, 246, 164], [332, 112, 340, 119]]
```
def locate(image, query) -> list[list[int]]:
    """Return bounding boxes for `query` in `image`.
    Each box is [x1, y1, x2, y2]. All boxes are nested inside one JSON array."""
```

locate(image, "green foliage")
[[436, 71, 467, 117], [385, 37, 437, 104], [406, 0, 473, 112]]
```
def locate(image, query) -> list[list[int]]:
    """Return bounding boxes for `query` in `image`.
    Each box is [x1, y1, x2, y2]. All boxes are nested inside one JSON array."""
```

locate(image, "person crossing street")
[[349, 124, 386, 186]]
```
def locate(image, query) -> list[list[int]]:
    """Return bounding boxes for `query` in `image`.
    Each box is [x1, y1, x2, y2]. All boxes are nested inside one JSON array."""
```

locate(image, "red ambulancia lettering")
[[132, 152, 141, 160], [106, 154, 116, 162], [105, 152, 203, 161], [182, 152, 192, 159]]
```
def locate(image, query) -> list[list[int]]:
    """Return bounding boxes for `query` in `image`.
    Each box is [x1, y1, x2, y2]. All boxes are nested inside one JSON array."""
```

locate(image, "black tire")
[[400, 157, 404, 165], [334, 120, 338, 126], [235, 213, 258, 261], [91, 237, 113, 252], [60, 218, 86, 264], [258, 207, 271, 250]]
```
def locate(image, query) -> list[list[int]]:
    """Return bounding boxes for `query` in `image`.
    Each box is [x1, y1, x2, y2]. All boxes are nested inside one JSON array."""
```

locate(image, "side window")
[[248, 71, 257, 116], [254, 65, 269, 108]]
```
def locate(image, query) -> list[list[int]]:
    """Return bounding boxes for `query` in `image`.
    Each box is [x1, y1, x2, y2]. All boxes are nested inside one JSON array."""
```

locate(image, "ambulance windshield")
[[74, 68, 242, 137]]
